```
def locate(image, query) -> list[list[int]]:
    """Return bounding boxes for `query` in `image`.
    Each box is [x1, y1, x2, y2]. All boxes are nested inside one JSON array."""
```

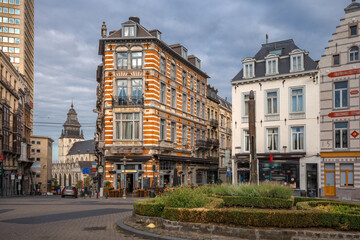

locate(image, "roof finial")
[[71, 98, 74, 108], [266, 34, 269, 44]]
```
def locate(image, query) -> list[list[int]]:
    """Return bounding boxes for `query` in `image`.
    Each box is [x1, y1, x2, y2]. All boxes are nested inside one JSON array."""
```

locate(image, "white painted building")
[[231, 39, 320, 196]]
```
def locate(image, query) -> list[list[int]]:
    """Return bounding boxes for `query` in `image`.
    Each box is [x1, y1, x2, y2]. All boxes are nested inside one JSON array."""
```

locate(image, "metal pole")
[[249, 90, 258, 185], [122, 160, 126, 199]]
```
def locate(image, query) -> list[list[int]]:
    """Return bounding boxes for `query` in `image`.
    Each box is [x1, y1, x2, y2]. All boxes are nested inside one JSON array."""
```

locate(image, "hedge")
[[204, 197, 225, 209], [221, 196, 294, 209], [133, 199, 164, 217], [293, 197, 339, 206], [297, 201, 360, 212], [163, 207, 360, 231]]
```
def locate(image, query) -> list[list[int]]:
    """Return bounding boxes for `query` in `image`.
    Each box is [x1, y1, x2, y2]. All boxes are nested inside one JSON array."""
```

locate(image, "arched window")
[[350, 46, 359, 62]]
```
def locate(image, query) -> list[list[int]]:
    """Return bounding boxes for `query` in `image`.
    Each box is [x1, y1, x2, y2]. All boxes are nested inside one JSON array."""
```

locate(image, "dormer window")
[[123, 25, 136, 37], [266, 58, 278, 75], [242, 58, 255, 78], [181, 47, 188, 60], [289, 49, 305, 72]]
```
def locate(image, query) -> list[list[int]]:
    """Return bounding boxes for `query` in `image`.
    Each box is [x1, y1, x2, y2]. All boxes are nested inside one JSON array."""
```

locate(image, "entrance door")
[[126, 173, 134, 193], [324, 164, 336, 196], [306, 164, 318, 197]]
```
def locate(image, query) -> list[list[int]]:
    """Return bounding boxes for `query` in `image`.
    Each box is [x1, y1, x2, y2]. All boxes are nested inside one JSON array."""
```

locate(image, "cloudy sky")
[[34, 0, 348, 161]]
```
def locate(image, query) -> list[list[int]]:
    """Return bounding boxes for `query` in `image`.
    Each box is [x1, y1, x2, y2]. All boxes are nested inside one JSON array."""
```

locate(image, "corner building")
[[96, 17, 214, 191], [319, 1, 360, 200]]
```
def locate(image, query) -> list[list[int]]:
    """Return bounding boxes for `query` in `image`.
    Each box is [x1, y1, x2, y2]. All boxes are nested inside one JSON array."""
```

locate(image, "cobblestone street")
[[0, 196, 143, 240]]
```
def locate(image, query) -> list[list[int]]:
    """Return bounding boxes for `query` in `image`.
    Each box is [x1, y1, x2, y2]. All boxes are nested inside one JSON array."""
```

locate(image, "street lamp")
[[122, 156, 127, 199]]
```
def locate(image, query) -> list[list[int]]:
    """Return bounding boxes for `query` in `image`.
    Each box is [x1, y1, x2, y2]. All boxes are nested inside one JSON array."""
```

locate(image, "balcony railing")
[[210, 139, 219, 148], [210, 119, 219, 128], [196, 139, 211, 149], [226, 127, 232, 134], [115, 96, 144, 106]]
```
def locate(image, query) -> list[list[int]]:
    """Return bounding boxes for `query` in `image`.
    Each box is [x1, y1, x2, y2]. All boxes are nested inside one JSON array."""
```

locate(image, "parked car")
[[61, 186, 78, 198]]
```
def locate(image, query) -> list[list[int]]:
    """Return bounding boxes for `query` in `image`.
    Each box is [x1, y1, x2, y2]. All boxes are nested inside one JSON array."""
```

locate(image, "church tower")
[[58, 104, 84, 163]]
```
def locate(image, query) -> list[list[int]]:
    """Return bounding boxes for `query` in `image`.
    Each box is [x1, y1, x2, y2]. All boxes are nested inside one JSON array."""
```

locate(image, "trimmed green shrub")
[[163, 207, 360, 231], [222, 196, 294, 209], [197, 183, 293, 199], [293, 197, 339, 205], [204, 197, 225, 209], [297, 201, 360, 215], [133, 199, 164, 217], [161, 186, 211, 208]]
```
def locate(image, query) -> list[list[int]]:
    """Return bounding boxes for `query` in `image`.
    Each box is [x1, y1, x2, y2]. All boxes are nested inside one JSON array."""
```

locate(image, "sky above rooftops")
[[33, 0, 347, 162]]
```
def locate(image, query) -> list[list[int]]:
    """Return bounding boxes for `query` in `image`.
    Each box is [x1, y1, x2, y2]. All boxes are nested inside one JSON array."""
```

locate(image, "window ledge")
[[289, 112, 306, 120], [265, 114, 280, 121]]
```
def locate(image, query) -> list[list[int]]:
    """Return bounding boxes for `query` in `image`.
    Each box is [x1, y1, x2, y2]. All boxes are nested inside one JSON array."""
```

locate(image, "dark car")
[[61, 186, 78, 198]]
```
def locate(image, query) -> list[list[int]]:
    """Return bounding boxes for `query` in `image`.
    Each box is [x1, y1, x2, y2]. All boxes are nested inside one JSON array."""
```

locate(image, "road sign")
[[11, 174, 15, 180], [97, 166, 103, 173], [18, 174, 22, 180], [92, 162, 96, 168], [82, 168, 90, 174]]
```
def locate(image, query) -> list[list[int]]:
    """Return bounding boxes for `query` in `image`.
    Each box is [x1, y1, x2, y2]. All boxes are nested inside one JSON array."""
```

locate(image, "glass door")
[[324, 164, 336, 196]]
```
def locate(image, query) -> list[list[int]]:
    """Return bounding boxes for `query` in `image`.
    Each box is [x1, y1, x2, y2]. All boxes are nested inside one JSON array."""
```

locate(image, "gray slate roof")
[[68, 140, 95, 155], [232, 39, 318, 83]]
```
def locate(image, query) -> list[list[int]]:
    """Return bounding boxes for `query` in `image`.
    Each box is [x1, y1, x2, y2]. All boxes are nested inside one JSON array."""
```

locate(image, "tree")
[[84, 176, 91, 188], [76, 180, 83, 190]]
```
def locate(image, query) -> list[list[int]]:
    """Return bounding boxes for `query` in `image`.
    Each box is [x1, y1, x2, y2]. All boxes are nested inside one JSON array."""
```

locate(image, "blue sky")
[[33, 0, 348, 161]]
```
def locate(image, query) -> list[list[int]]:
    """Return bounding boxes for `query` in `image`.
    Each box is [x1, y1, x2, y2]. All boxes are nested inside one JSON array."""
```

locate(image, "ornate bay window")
[[115, 112, 141, 140], [116, 78, 143, 106]]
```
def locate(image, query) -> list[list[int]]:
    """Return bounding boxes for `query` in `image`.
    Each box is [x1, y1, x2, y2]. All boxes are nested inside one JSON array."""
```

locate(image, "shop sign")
[[328, 68, 360, 78], [350, 90, 359, 95], [328, 110, 360, 118], [122, 170, 137, 173], [351, 131, 359, 138]]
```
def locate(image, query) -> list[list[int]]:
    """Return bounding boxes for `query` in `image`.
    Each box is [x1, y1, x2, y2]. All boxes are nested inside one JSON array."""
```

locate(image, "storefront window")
[[259, 160, 299, 188]]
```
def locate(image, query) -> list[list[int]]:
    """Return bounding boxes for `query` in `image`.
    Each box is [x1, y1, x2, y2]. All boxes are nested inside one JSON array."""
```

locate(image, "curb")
[[116, 214, 185, 240]]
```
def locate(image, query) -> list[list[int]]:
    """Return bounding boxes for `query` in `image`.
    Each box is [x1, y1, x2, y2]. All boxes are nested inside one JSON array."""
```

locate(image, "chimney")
[[101, 21, 107, 38], [129, 16, 140, 24]]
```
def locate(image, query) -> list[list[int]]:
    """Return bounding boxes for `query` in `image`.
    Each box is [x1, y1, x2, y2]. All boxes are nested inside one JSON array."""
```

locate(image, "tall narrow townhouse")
[[319, 1, 360, 200], [96, 17, 214, 193], [232, 39, 320, 196]]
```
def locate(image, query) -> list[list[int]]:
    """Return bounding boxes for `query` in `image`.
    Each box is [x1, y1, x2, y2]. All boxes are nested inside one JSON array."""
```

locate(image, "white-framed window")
[[117, 52, 128, 70], [243, 93, 250, 116], [182, 94, 187, 112], [182, 125, 187, 145], [334, 122, 348, 149], [190, 75, 194, 90], [115, 113, 141, 140], [181, 47, 187, 59], [160, 119, 166, 140], [190, 97, 194, 115], [123, 25, 135, 37], [349, 46, 359, 62], [170, 88, 176, 108], [290, 87, 304, 112], [243, 130, 250, 152], [334, 81, 348, 109], [291, 127, 304, 151], [243, 62, 255, 78], [170, 63, 176, 80], [290, 54, 304, 72], [182, 71, 187, 87], [196, 100, 200, 117], [131, 52, 142, 69], [116, 79, 143, 105], [202, 83, 205, 96], [196, 79, 200, 93], [266, 128, 279, 151], [202, 103, 205, 119], [160, 56, 166, 74], [266, 90, 278, 114], [170, 122, 176, 142], [160, 82, 166, 104], [266, 58, 278, 75], [190, 127, 194, 147]]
